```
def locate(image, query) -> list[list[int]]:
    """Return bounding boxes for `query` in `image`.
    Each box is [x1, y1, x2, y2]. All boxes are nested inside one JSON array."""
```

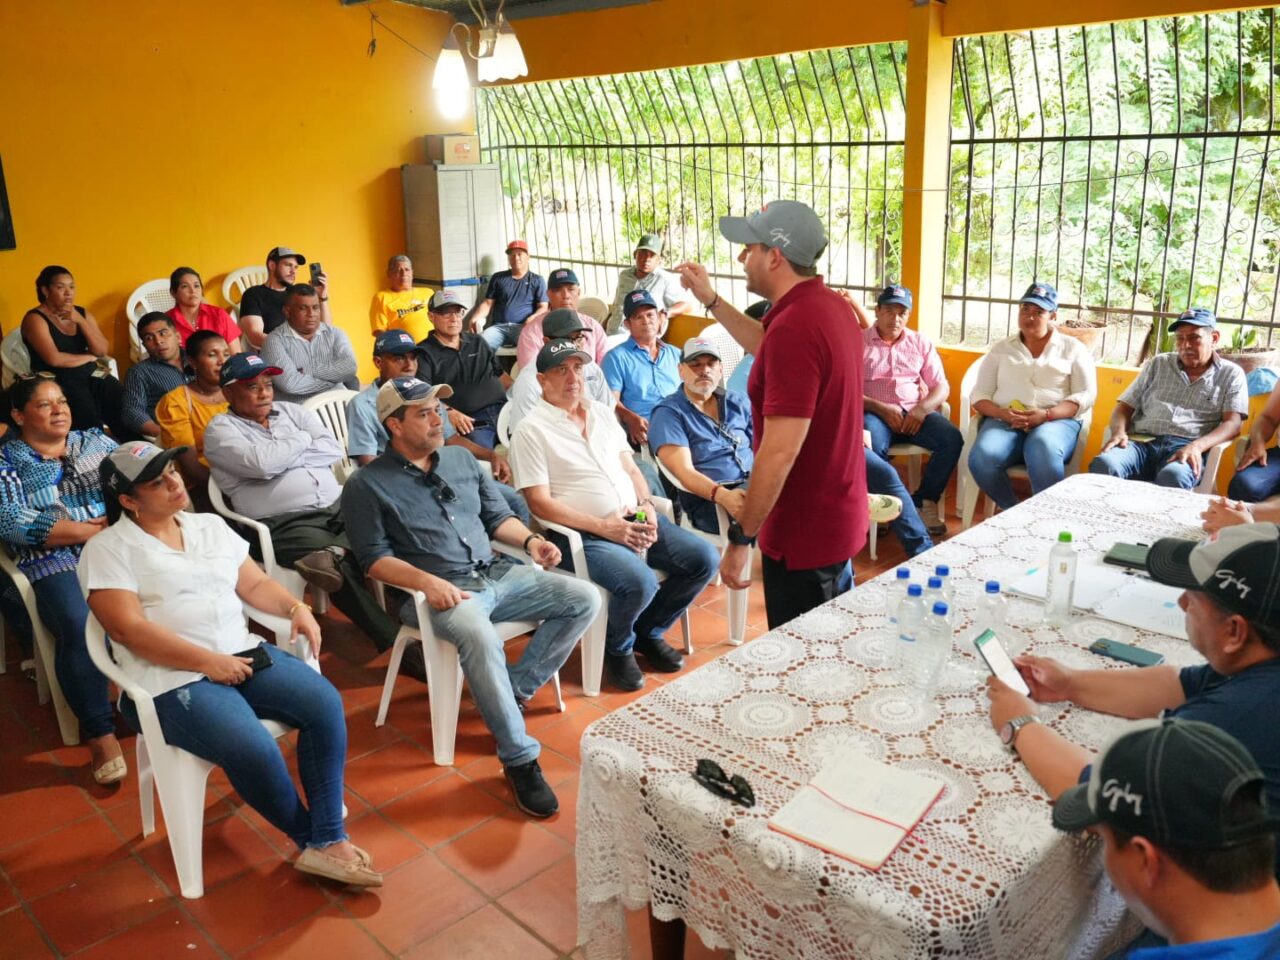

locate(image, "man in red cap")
[[469, 240, 549, 352]]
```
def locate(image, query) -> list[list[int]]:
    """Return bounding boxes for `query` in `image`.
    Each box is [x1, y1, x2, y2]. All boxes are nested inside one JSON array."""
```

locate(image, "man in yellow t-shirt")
[[369, 254, 433, 342]]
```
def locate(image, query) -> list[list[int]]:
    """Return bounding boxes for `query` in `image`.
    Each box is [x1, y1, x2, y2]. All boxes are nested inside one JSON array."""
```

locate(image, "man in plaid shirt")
[[1090, 308, 1248, 488]]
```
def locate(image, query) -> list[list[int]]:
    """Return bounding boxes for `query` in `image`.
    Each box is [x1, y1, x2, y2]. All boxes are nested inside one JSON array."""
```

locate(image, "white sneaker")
[[919, 500, 947, 536]]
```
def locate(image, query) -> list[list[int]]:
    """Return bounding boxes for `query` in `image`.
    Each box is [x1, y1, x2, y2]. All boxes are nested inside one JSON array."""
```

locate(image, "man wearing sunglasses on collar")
[[340, 378, 600, 819]]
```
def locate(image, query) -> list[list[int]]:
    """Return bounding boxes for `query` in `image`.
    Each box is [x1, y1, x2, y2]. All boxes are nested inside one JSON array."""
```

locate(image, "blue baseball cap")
[[548, 268, 580, 288], [1020, 282, 1059, 312], [623, 289, 658, 318], [1169, 307, 1217, 332], [373, 329, 419, 355], [220, 352, 283, 387], [877, 284, 913, 310]]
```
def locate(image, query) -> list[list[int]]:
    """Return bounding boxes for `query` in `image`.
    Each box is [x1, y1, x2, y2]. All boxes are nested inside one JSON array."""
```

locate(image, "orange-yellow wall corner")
[[0, 0, 464, 382]]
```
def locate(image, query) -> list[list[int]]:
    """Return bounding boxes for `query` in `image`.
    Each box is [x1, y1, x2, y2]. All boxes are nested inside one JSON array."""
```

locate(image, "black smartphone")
[[309, 261, 323, 284], [231, 644, 273, 673], [1089, 638, 1164, 667], [1103, 542, 1150, 570]]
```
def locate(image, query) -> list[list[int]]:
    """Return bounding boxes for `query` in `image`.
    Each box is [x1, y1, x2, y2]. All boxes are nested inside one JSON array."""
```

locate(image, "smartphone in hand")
[[309, 262, 324, 284], [974, 629, 1031, 695]]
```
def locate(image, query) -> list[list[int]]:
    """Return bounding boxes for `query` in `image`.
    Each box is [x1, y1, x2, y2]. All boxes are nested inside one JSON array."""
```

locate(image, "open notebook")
[[769, 755, 945, 870], [1007, 557, 1187, 640]]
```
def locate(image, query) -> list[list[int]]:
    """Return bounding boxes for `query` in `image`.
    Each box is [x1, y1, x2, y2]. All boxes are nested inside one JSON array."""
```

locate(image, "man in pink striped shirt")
[[861, 285, 963, 536]]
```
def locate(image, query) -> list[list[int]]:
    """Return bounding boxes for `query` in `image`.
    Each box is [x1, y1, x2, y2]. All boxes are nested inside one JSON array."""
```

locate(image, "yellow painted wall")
[[0, 0, 461, 380]]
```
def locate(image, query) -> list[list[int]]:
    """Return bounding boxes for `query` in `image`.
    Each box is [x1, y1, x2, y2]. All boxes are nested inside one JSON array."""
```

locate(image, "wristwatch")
[[999, 714, 1041, 753]]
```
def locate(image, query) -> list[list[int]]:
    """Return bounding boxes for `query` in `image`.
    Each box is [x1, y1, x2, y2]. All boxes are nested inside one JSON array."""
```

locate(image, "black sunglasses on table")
[[693, 758, 756, 808]]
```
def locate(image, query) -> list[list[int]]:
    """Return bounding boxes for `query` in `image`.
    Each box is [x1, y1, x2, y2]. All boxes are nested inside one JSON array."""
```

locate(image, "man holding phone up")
[[238, 246, 333, 349], [985, 524, 1280, 857]]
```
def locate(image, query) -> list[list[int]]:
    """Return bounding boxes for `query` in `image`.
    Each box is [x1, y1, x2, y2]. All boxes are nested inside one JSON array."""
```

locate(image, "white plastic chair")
[[1, 328, 31, 388], [578, 297, 608, 324], [958, 360, 1094, 528], [125, 280, 177, 364], [207, 478, 328, 615], [84, 606, 314, 899], [692, 323, 746, 388], [653, 457, 749, 646], [302, 389, 359, 484], [530, 496, 692, 696], [884, 400, 952, 522], [221, 266, 268, 318], [369, 541, 564, 766], [496, 400, 514, 447], [0, 545, 79, 745]]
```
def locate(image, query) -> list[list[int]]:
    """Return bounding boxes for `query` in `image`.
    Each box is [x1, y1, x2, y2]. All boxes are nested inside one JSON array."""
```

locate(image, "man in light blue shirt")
[[602, 289, 681, 446], [260, 284, 360, 404]]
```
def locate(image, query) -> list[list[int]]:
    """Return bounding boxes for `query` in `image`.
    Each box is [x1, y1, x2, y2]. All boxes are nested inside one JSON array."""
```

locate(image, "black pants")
[[761, 553, 853, 629], [256, 505, 400, 652]]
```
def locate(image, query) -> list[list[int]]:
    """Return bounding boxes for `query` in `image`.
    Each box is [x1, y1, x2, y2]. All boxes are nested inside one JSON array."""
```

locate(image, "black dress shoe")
[[504, 759, 558, 818], [604, 652, 645, 691], [633, 636, 684, 673]]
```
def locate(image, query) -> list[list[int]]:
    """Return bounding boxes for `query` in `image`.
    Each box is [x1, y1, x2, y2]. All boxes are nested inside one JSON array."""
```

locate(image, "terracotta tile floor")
[[0, 501, 954, 959]]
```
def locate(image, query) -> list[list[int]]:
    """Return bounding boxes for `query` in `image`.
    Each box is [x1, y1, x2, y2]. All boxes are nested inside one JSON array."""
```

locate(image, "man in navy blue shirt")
[[985, 523, 1280, 868], [468, 240, 549, 352]]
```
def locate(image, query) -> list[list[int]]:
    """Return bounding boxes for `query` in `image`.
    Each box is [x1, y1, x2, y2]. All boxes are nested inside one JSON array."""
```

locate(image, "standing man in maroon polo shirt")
[[677, 201, 867, 627]]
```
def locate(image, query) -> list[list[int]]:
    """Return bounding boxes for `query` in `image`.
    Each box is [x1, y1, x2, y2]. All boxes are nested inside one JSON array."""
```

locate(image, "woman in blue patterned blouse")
[[0, 375, 123, 784]]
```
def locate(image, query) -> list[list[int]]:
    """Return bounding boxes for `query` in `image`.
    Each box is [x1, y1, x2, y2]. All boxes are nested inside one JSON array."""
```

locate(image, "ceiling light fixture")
[[432, 0, 528, 117]]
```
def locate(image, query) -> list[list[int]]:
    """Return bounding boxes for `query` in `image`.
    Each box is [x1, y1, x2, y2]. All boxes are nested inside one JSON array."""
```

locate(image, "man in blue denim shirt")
[[340, 377, 600, 818]]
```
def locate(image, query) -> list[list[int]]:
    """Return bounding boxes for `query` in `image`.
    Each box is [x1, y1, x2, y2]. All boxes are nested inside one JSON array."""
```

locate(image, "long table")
[[575, 473, 1212, 960]]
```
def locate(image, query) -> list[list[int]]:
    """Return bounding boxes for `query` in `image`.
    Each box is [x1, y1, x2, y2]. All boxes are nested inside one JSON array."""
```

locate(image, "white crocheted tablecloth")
[[576, 474, 1212, 960]]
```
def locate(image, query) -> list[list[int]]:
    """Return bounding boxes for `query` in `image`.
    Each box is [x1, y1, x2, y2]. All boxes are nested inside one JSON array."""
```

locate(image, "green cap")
[[1058, 532, 1073, 543], [635, 234, 662, 255]]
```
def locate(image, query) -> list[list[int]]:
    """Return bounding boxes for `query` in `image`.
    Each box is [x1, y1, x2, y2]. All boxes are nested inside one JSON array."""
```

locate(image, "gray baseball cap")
[[266, 246, 306, 265], [429, 290, 467, 312], [376, 377, 454, 422], [635, 233, 663, 254], [719, 200, 828, 268]]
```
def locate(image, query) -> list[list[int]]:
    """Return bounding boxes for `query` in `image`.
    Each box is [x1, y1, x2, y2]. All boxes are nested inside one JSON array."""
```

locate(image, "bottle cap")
[[928, 576, 942, 589], [896, 567, 911, 579], [932, 601, 949, 616], [1058, 531, 1073, 543], [907, 584, 923, 596], [985, 580, 1001, 594], [935, 564, 950, 576]]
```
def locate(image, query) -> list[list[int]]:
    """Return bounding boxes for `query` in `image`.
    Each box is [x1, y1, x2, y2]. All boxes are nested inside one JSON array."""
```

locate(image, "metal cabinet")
[[401, 163, 504, 295]]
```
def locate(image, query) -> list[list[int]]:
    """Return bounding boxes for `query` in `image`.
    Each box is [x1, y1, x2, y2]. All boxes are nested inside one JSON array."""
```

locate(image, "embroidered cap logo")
[[1213, 568, 1251, 599], [1101, 778, 1144, 815], [768, 228, 792, 247]]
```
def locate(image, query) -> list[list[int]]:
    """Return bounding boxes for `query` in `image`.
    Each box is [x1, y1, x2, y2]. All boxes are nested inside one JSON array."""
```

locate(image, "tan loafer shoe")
[[92, 755, 128, 786], [294, 846, 383, 888]]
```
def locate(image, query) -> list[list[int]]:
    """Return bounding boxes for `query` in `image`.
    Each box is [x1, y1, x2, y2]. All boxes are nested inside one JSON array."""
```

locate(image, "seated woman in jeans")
[[967, 282, 1097, 510], [0, 374, 121, 782], [78, 441, 382, 888]]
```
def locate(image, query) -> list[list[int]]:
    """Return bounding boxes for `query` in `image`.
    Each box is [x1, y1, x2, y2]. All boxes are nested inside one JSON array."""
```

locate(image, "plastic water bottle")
[[885, 566, 912, 623], [1043, 531, 1078, 627], [894, 584, 926, 667], [632, 509, 649, 561], [933, 564, 956, 607], [909, 601, 952, 697], [924, 575, 945, 610], [976, 580, 1008, 636]]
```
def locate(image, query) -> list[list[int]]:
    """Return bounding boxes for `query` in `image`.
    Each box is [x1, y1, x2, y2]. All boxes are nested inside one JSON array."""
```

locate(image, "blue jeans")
[[549, 514, 719, 658], [400, 561, 600, 768], [1228, 449, 1280, 502], [121, 644, 348, 850], [481, 323, 523, 352], [968, 417, 1083, 510], [33, 570, 114, 739], [866, 449, 933, 557], [1088, 435, 1196, 489], [865, 411, 965, 505]]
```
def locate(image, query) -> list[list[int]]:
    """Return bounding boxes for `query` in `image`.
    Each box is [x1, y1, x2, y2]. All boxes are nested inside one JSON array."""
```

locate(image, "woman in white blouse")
[[78, 441, 382, 888], [967, 282, 1097, 510]]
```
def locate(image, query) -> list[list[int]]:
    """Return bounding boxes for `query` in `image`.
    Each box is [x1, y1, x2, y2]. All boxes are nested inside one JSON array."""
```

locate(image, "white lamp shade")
[[492, 17, 527, 80], [432, 42, 470, 119]]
